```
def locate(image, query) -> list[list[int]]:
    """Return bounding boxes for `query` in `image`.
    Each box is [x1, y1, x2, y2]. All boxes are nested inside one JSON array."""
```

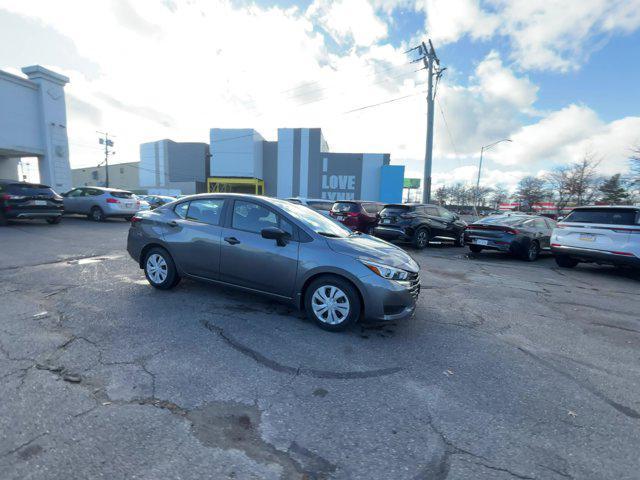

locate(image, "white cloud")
[[416, 0, 498, 44], [307, 0, 388, 46], [0, 0, 637, 193]]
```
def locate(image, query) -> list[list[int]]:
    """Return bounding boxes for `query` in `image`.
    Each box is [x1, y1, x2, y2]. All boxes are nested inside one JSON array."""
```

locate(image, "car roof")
[[286, 197, 332, 202], [571, 205, 640, 210], [0, 179, 51, 188], [78, 186, 132, 193]]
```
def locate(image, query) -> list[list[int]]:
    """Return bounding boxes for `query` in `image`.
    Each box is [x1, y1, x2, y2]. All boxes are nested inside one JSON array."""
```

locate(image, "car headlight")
[[359, 259, 409, 281]]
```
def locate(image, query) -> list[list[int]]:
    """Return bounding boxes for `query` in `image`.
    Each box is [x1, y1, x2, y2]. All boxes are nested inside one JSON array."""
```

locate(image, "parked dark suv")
[[329, 201, 384, 233], [374, 203, 467, 248], [0, 179, 64, 226]]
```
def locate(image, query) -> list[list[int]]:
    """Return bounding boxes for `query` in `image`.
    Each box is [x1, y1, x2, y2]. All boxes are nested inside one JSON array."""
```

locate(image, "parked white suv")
[[551, 206, 640, 268]]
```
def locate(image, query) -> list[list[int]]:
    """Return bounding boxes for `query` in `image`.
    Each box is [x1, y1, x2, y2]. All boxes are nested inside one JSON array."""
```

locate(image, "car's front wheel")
[[555, 255, 578, 268], [523, 240, 540, 261], [304, 275, 361, 332], [144, 247, 180, 289], [454, 229, 465, 247]]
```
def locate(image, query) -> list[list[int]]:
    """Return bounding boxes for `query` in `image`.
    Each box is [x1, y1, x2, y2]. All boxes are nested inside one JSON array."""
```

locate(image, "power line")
[[436, 98, 462, 166], [344, 90, 427, 114]]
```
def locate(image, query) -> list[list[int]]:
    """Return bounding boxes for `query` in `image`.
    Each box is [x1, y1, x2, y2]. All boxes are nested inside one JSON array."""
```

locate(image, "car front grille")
[[406, 272, 421, 299]]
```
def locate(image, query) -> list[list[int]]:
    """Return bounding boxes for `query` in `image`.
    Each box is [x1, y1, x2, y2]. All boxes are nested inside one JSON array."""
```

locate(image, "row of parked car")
[[0, 179, 176, 225], [287, 196, 640, 269]]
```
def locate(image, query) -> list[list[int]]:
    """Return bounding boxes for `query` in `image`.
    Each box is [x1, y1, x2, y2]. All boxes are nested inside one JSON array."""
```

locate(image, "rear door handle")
[[224, 236, 240, 245], [168, 220, 178, 227]]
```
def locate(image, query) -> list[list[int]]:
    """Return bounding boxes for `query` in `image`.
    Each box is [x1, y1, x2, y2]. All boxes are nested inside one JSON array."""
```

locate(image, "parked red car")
[[329, 201, 384, 233]]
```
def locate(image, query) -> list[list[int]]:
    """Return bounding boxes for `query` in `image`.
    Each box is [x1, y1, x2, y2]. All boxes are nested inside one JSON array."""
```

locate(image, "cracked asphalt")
[[1, 217, 639, 480]]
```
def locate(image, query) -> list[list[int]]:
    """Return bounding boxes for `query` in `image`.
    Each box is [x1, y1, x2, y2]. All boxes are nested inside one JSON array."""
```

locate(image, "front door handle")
[[168, 220, 178, 227], [224, 236, 240, 245]]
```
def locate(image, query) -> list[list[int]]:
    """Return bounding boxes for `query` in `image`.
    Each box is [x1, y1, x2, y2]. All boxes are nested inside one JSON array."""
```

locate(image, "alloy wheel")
[[417, 230, 428, 248], [311, 285, 350, 325], [146, 253, 168, 284]]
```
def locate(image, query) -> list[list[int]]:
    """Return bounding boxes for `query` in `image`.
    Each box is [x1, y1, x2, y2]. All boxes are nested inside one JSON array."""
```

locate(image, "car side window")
[[280, 217, 294, 236], [426, 206, 439, 216], [174, 202, 189, 219], [438, 207, 454, 219], [232, 201, 278, 234], [533, 218, 547, 229], [67, 189, 84, 197], [544, 218, 556, 229], [186, 199, 225, 225]]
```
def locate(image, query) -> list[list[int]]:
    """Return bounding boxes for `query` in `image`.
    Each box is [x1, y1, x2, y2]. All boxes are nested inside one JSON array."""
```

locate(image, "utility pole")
[[407, 40, 443, 204], [97, 132, 115, 187], [473, 138, 512, 217]]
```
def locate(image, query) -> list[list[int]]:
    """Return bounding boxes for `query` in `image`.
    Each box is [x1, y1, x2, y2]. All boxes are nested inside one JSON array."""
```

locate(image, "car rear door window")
[[174, 202, 189, 219], [564, 208, 639, 225], [186, 199, 225, 225], [425, 206, 439, 216], [110, 191, 134, 199], [332, 202, 359, 213]]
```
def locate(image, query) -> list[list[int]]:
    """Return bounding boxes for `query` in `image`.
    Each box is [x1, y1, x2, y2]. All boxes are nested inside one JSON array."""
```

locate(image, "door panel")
[[219, 200, 299, 297], [161, 199, 225, 279]]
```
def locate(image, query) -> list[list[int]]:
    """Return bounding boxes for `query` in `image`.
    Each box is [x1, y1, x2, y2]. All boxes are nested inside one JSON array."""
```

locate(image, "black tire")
[[469, 245, 483, 253], [454, 229, 465, 247], [523, 240, 540, 262], [0, 211, 7, 226], [555, 255, 579, 268], [143, 247, 180, 290], [412, 227, 430, 249], [46, 216, 62, 224], [304, 275, 361, 332], [89, 207, 105, 222]]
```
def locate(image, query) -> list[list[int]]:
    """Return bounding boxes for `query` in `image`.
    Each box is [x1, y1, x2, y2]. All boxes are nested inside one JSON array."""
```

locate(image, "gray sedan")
[[127, 194, 420, 331]]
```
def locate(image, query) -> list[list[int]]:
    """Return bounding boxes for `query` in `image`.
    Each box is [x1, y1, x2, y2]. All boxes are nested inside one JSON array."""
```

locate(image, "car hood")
[[326, 234, 420, 273]]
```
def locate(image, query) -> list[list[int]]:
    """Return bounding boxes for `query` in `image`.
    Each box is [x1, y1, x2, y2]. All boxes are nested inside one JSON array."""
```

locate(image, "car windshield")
[[332, 202, 359, 213], [563, 208, 639, 225], [272, 199, 352, 238], [478, 215, 527, 225]]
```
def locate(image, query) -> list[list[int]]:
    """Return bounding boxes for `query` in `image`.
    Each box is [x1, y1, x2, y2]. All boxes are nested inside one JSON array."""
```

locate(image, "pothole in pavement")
[[187, 401, 336, 480]]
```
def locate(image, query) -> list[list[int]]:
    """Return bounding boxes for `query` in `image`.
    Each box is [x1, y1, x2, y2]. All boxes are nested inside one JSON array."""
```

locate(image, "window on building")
[[91, 171, 98, 180], [120, 167, 124, 174]]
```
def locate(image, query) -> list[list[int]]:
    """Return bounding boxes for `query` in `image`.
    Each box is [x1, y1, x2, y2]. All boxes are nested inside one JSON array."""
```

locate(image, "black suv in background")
[[0, 179, 64, 226], [374, 203, 467, 248]]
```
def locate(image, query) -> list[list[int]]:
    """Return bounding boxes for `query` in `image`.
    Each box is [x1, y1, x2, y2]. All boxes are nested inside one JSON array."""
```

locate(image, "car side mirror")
[[261, 227, 290, 246]]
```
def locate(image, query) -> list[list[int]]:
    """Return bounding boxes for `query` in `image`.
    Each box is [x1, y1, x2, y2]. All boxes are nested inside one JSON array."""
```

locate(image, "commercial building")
[[71, 162, 139, 191], [139, 139, 210, 195], [0, 65, 72, 191], [209, 128, 404, 203]]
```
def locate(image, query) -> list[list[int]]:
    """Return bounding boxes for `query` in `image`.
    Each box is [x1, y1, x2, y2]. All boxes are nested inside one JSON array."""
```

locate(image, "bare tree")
[[631, 145, 640, 185], [434, 186, 448, 205], [569, 152, 602, 205], [516, 176, 547, 211], [490, 186, 509, 209], [545, 165, 573, 215]]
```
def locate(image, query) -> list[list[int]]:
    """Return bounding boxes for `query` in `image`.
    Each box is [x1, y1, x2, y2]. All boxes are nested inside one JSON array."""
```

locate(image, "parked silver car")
[[62, 186, 142, 221], [127, 194, 420, 331]]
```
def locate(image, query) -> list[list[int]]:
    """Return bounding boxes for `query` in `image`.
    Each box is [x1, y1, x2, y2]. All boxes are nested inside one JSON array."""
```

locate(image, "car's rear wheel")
[[0, 211, 7, 226], [413, 228, 430, 249], [89, 207, 105, 222], [144, 247, 180, 289], [523, 240, 540, 261], [454, 230, 465, 247], [304, 275, 361, 332], [469, 245, 483, 253], [46, 216, 61, 224], [555, 255, 578, 268]]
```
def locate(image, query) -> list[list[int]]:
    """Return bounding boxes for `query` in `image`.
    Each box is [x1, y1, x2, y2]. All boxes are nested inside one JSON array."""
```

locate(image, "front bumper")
[[358, 271, 420, 322], [551, 244, 640, 267]]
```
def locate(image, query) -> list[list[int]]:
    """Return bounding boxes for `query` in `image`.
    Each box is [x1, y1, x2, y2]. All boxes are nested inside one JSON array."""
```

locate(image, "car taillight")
[[611, 251, 633, 256], [506, 229, 519, 235], [551, 243, 561, 247], [130, 216, 143, 224], [346, 212, 359, 217], [106, 198, 119, 203], [1, 194, 25, 200]]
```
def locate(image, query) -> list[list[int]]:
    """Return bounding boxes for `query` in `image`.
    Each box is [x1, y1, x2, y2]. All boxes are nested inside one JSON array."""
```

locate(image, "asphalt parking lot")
[[1, 217, 639, 480]]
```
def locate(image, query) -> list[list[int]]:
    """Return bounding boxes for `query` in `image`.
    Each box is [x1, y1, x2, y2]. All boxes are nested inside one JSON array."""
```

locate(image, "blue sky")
[[1, 0, 639, 191]]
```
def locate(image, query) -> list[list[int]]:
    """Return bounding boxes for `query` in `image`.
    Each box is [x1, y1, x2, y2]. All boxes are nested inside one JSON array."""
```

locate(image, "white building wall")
[[276, 128, 294, 198], [210, 128, 262, 178], [139, 142, 157, 187], [0, 66, 71, 191]]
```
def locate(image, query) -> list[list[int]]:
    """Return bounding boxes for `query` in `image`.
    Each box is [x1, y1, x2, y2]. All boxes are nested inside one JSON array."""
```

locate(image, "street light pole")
[[473, 138, 512, 217]]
